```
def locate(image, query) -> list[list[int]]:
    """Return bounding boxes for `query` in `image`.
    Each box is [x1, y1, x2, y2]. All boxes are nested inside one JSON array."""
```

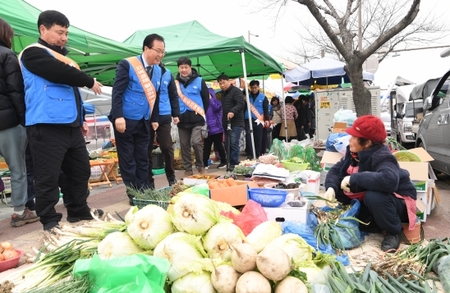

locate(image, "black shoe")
[[149, 180, 155, 190], [67, 208, 104, 223], [227, 166, 234, 172], [43, 221, 59, 231], [129, 197, 135, 206], [217, 163, 227, 169], [168, 176, 177, 186], [381, 233, 401, 252]]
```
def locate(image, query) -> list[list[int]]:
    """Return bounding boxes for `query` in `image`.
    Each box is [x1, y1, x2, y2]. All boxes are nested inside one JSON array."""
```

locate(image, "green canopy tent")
[[1, 0, 139, 85], [124, 20, 286, 155], [123, 20, 284, 81]]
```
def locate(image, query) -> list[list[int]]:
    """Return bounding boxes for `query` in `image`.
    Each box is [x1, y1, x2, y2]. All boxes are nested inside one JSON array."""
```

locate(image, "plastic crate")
[[133, 198, 170, 210], [132, 186, 171, 210]]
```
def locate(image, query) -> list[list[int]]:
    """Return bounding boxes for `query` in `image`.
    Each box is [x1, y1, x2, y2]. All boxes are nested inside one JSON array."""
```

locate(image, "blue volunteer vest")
[[245, 92, 265, 119], [178, 77, 204, 114]]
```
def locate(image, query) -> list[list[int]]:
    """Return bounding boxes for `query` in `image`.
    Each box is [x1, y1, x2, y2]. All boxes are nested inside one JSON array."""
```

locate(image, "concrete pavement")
[[0, 166, 449, 257]]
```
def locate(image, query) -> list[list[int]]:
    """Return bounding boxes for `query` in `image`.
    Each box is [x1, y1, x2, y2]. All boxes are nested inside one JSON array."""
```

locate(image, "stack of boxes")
[[397, 148, 438, 222]]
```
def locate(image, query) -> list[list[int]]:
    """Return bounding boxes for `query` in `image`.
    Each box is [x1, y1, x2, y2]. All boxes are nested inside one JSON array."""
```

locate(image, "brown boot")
[[197, 167, 206, 175]]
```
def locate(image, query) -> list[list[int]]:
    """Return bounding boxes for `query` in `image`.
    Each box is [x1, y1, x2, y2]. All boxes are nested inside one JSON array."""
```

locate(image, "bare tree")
[[269, 0, 447, 115]]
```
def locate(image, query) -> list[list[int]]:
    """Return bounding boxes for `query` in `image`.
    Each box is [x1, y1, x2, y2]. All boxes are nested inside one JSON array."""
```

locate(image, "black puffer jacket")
[[0, 41, 25, 130], [220, 85, 245, 128], [325, 144, 417, 205]]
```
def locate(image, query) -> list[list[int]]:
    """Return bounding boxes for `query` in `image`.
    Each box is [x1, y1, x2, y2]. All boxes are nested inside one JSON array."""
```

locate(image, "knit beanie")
[[346, 115, 387, 143]]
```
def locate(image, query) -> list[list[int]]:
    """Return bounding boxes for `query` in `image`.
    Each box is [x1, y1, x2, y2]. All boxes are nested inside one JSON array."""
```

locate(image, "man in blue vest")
[[110, 34, 163, 205], [175, 57, 209, 176], [19, 10, 104, 230], [244, 80, 269, 159], [148, 63, 180, 186]]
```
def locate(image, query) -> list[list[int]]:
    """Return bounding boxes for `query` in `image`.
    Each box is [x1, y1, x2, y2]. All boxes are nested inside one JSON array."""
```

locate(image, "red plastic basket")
[[0, 249, 23, 272]]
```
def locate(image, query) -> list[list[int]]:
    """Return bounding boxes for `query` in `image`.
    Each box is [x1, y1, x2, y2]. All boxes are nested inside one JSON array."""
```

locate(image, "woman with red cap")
[[324, 115, 417, 252]]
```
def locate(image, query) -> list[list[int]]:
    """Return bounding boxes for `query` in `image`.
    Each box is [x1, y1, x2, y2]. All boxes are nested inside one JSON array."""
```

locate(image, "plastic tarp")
[[409, 78, 441, 100], [284, 57, 375, 85], [396, 84, 416, 103]]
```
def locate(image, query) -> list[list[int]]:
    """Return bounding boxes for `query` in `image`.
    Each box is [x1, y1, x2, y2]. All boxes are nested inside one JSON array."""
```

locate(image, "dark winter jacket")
[[219, 85, 245, 128], [175, 68, 209, 128], [325, 144, 417, 204], [0, 41, 25, 130]]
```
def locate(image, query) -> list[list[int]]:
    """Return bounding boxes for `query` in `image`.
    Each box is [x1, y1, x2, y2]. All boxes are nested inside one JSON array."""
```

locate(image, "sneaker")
[[67, 208, 104, 223], [185, 170, 193, 176], [205, 166, 209, 170], [217, 163, 227, 169], [381, 233, 401, 252], [11, 208, 40, 227]]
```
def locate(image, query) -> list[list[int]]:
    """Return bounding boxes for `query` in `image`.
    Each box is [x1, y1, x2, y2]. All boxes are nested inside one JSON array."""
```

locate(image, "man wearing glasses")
[[110, 34, 164, 205]]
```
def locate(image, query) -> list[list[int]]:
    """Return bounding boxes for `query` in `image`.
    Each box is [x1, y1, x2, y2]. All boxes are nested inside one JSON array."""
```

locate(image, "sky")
[[24, 0, 450, 89]]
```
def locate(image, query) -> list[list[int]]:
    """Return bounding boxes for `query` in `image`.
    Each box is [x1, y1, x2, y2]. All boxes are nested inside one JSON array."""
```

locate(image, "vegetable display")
[[2, 183, 447, 292]]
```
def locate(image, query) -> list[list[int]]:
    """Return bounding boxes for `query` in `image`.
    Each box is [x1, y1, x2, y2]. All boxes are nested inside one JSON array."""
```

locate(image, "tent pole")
[[240, 50, 256, 159], [280, 78, 288, 139]]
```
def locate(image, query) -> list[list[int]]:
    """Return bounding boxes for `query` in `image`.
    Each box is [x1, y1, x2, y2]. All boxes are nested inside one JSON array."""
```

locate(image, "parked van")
[[392, 99, 423, 146], [416, 69, 450, 175]]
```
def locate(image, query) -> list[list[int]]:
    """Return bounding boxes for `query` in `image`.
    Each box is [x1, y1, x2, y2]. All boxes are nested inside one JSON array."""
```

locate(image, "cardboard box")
[[320, 151, 343, 171], [210, 180, 259, 206], [333, 122, 347, 133], [263, 202, 310, 224]]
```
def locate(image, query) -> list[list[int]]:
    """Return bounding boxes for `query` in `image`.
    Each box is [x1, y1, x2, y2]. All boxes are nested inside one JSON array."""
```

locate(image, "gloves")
[[341, 176, 351, 192], [324, 187, 338, 208]]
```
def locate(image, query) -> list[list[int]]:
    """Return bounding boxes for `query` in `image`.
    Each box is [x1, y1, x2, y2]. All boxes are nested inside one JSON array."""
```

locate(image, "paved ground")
[[0, 163, 449, 262]]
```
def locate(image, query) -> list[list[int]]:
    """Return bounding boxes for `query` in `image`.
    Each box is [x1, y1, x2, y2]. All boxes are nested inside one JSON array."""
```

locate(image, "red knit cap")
[[346, 115, 387, 143]]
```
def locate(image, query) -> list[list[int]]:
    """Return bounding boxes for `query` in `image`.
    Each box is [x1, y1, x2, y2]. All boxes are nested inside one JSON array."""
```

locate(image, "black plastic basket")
[[132, 186, 171, 210], [132, 198, 170, 210]]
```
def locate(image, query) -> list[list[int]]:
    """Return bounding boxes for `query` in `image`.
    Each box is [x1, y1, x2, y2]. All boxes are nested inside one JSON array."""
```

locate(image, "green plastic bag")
[[73, 253, 170, 293]]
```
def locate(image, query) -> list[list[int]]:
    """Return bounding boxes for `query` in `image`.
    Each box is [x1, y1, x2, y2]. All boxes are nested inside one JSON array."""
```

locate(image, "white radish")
[[256, 245, 291, 281], [211, 264, 241, 293], [275, 276, 308, 293], [235, 271, 271, 293], [231, 243, 257, 273]]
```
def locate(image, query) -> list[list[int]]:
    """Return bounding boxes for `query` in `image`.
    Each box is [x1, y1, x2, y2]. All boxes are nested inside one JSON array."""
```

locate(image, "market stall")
[[0, 140, 447, 292]]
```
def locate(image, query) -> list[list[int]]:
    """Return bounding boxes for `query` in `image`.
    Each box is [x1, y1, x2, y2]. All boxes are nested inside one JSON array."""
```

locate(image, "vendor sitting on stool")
[[324, 115, 417, 252]]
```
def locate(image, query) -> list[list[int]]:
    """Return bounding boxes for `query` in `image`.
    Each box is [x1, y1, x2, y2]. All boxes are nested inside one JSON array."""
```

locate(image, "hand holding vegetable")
[[340, 176, 351, 192], [324, 187, 338, 208]]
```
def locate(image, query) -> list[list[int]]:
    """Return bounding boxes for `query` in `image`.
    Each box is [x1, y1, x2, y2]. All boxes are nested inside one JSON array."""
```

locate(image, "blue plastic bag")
[[281, 221, 350, 266], [325, 133, 348, 152], [320, 200, 364, 250]]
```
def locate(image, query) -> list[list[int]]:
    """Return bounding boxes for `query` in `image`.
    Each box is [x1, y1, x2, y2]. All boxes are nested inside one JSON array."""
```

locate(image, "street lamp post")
[[247, 30, 259, 43]]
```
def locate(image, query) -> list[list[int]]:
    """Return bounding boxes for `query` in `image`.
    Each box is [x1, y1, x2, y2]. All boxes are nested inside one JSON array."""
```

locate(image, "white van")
[[416, 70, 450, 175]]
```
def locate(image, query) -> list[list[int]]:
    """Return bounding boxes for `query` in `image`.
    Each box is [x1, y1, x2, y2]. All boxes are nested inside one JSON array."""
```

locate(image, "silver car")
[[416, 70, 450, 175]]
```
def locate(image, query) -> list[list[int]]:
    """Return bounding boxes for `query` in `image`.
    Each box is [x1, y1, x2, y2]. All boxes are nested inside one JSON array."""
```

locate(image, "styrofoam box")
[[263, 202, 310, 224]]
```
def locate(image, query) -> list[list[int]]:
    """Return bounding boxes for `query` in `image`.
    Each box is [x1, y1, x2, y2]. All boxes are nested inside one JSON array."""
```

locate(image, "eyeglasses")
[[150, 47, 166, 55]]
